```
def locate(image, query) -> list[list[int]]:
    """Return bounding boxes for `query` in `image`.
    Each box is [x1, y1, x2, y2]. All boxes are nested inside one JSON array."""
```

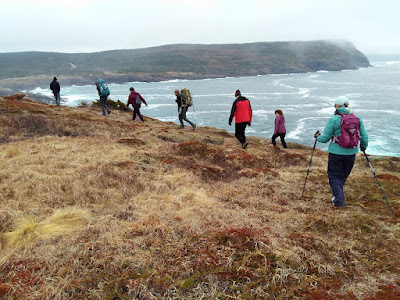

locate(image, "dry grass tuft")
[[3, 147, 20, 158], [3, 207, 90, 248]]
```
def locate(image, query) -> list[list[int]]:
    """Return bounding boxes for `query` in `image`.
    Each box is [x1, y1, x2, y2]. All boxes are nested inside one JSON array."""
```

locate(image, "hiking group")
[[50, 78, 373, 209]]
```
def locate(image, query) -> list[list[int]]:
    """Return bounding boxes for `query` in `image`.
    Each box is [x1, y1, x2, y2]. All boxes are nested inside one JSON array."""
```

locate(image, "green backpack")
[[180, 88, 193, 107]]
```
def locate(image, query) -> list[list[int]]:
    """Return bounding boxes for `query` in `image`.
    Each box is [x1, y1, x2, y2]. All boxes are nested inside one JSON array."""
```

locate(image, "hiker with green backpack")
[[174, 89, 196, 131], [95, 79, 111, 116]]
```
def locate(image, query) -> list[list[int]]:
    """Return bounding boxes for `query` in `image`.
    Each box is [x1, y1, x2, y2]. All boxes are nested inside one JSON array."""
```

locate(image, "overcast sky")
[[1, 0, 399, 55]]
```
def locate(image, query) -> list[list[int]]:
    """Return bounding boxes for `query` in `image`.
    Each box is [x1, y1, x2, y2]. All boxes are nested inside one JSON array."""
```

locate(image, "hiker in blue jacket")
[[95, 81, 111, 116], [315, 96, 368, 207]]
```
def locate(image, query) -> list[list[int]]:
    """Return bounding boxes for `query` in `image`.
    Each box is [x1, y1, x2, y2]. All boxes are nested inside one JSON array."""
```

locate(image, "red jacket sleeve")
[[248, 101, 252, 123]]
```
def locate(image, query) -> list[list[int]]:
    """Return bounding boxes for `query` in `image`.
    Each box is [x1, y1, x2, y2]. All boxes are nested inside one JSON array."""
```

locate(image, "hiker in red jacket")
[[229, 90, 252, 149], [127, 87, 147, 121], [272, 109, 287, 148]]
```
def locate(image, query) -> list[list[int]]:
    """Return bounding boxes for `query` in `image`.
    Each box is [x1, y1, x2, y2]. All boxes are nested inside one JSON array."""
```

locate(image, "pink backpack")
[[333, 113, 360, 148]]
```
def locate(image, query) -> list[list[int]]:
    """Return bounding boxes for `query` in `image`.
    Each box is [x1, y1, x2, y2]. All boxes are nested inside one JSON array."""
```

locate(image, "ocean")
[[30, 61, 400, 157]]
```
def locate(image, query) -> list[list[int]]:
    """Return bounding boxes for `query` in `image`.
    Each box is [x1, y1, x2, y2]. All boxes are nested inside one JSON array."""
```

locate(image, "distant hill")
[[0, 40, 370, 89]]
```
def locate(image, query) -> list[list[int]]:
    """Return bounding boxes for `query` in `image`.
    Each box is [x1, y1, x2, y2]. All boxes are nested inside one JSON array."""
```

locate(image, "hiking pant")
[[133, 103, 144, 121], [272, 133, 287, 148], [327, 153, 356, 207], [235, 122, 248, 145], [100, 95, 110, 115], [53, 92, 60, 106], [179, 106, 195, 128]]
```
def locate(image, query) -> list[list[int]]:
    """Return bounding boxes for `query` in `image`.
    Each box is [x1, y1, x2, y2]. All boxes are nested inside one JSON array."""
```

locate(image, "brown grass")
[[0, 95, 399, 299]]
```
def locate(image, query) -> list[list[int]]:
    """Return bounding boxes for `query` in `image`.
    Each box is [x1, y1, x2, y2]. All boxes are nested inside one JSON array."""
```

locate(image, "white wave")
[[195, 93, 234, 98], [31, 87, 49, 94], [317, 70, 329, 73], [386, 61, 400, 65], [189, 110, 230, 115], [158, 117, 178, 122], [206, 103, 231, 107], [298, 88, 310, 98], [356, 109, 400, 116], [162, 79, 189, 83], [147, 103, 176, 109], [63, 95, 88, 102], [366, 139, 400, 157], [279, 103, 317, 108], [315, 107, 335, 115], [145, 94, 176, 101], [246, 92, 297, 96], [273, 80, 296, 89], [286, 116, 330, 140], [253, 109, 274, 116]]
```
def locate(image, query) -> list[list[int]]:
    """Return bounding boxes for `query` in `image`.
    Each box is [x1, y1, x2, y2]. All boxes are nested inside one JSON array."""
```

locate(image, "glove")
[[229, 120, 232, 126], [360, 147, 366, 152], [248, 122, 251, 126], [314, 131, 321, 139]]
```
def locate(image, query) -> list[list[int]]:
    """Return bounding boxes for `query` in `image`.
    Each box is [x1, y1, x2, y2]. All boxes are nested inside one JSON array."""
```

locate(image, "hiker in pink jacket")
[[272, 109, 287, 148]]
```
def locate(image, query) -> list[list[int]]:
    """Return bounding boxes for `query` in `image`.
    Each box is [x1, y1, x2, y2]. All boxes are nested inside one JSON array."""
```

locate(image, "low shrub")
[[92, 99, 130, 111]]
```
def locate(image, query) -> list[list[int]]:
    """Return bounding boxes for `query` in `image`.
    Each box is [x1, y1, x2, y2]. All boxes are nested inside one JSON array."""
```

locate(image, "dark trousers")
[[179, 106, 195, 127], [100, 96, 110, 115], [235, 122, 248, 145], [53, 92, 60, 106], [133, 103, 144, 121], [272, 132, 287, 148], [328, 153, 356, 207]]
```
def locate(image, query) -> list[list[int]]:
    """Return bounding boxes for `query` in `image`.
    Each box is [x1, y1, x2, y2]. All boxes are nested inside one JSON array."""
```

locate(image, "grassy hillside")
[[0, 95, 399, 299], [0, 40, 370, 91]]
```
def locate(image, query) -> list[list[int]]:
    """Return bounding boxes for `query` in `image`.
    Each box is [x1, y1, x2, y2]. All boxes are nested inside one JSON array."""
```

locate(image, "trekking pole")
[[301, 136, 318, 198], [363, 150, 394, 215]]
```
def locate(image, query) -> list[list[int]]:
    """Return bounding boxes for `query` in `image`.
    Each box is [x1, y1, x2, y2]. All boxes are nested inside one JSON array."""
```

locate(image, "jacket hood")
[[335, 107, 350, 115], [236, 95, 248, 101]]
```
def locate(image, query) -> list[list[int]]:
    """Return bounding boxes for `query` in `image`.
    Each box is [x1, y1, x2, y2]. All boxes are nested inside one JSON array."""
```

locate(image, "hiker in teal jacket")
[[315, 96, 368, 207]]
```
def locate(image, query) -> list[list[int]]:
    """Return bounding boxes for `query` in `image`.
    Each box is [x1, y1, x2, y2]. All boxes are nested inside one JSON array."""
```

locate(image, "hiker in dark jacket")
[[315, 96, 368, 207], [272, 109, 287, 148], [50, 77, 61, 106], [127, 87, 147, 121], [175, 89, 196, 130], [229, 90, 252, 149], [95, 81, 111, 116]]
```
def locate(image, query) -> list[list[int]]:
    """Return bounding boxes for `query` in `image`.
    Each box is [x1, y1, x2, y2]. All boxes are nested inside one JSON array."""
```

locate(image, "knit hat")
[[235, 90, 241, 97], [335, 96, 349, 107]]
